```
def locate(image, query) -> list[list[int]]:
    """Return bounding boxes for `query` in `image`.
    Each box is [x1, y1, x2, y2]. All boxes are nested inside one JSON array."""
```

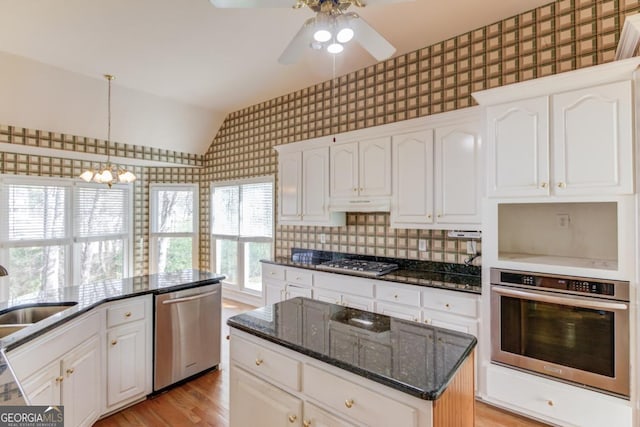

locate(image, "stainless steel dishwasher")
[[154, 283, 221, 391]]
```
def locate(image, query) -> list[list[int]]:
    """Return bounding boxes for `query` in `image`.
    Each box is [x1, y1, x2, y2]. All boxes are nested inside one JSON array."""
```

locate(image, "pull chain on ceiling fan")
[[209, 0, 412, 64]]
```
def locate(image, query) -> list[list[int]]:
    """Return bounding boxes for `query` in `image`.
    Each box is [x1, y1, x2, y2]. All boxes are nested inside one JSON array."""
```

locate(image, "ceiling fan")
[[209, 0, 412, 65]]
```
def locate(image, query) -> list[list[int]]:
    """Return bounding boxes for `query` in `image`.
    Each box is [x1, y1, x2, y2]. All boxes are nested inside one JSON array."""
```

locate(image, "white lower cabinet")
[[376, 301, 421, 322], [485, 364, 632, 427], [105, 295, 152, 412], [230, 330, 444, 427], [20, 336, 101, 427], [230, 366, 302, 427]]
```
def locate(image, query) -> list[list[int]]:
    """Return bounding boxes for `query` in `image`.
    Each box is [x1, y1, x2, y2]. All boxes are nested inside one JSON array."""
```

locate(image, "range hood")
[[328, 198, 391, 213]]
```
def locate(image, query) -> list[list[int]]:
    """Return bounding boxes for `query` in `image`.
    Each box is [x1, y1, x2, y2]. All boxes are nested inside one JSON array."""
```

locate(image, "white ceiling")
[[0, 0, 553, 153]]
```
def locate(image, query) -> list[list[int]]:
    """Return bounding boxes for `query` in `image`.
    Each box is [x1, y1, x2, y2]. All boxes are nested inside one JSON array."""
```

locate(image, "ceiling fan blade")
[[209, 0, 295, 8], [348, 13, 395, 61], [278, 18, 316, 65]]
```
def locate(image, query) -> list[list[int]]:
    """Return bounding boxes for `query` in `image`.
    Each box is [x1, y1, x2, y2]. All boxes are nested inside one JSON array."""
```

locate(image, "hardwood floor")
[[95, 299, 549, 427]]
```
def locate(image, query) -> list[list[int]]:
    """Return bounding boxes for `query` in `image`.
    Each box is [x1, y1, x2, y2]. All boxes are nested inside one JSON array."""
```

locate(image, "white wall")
[[0, 51, 225, 155]]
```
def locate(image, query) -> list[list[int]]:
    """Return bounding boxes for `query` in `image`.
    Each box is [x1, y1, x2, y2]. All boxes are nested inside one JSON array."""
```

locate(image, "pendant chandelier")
[[79, 74, 136, 188]]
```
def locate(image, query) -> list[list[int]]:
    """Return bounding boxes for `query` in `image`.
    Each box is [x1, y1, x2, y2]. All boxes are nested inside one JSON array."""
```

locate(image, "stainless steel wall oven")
[[490, 268, 629, 397]]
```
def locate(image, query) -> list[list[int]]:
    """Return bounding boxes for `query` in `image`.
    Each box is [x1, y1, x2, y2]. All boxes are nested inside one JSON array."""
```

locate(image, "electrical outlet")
[[557, 213, 570, 229], [319, 233, 326, 244], [466, 241, 477, 255], [418, 239, 427, 252]]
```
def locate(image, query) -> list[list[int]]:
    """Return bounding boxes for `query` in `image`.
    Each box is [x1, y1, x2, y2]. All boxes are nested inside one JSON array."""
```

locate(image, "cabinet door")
[[329, 326, 359, 364], [304, 402, 355, 427], [553, 80, 633, 195], [21, 361, 61, 406], [330, 142, 359, 198], [264, 279, 286, 305], [391, 130, 434, 227], [230, 366, 302, 427], [302, 147, 330, 222], [107, 321, 147, 408], [359, 336, 392, 376], [486, 97, 550, 197], [434, 122, 482, 224], [62, 336, 101, 427], [279, 151, 302, 221], [422, 309, 479, 337], [359, 137, 392, 197]]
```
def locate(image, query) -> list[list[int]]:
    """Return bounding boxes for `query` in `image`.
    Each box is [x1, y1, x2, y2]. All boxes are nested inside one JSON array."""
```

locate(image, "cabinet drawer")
[[303, 364, 417, 427], [487, 365, 631, 427], [262, 263, 285, 281], [314, 272, 375, 298], [376, 284, 421, 307], [285, 268, 313, 286], [231, 336, 301, 391], [107, 298, 146, 328], [422, 288, 478, 318]]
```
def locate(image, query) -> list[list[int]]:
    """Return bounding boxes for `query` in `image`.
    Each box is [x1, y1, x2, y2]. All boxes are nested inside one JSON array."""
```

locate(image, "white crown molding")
[[472, 56, 640, 105], [616, 13, 640, 60], [0, 143, 201, 169]]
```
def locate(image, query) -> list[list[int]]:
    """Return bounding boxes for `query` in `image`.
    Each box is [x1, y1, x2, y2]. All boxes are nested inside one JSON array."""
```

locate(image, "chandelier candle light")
[[79, 74, 136, 188]]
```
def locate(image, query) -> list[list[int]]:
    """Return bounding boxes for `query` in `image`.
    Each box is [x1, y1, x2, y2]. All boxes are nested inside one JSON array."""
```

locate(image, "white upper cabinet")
[[552, 81, 633, 195], [276, 145, 345, 226], [475, 57, 640, 198], [391, 110, 482, 230], [434, 121, 482, 224], [486, 97, 550, 197], [329, 137, 392, 210], [391, 130, 434, 226], [278, 151, 302, 221]]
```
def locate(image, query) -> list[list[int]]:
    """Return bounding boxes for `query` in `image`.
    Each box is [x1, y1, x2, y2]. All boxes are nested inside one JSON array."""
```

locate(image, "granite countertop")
[[0, 269, 225, 405], [262, 248, 481, 293], [228, 297, 477, 400]]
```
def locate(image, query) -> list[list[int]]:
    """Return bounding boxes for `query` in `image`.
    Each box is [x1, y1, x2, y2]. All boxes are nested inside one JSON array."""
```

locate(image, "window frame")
[[0, 175, 133, 297], [149, 183, 199, 274], [210, 176, 274, 296]]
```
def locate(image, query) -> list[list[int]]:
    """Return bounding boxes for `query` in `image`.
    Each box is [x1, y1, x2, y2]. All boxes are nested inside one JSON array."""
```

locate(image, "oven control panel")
[[500, 272, 615, 296]]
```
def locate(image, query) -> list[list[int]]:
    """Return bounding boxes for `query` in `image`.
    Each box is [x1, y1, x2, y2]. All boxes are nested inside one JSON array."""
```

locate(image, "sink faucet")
[[0, 265, 7, 276]]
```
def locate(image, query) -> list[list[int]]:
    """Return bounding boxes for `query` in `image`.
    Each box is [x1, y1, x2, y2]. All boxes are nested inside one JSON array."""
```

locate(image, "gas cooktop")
[[316, 259, 399, 277]]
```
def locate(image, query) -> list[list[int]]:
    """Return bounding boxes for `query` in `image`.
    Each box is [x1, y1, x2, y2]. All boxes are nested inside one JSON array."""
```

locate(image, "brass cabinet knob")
[[255, 359, 264, 366], [288, 414, 297, 423], [394, 294, 398, 299], [547, 400, 554, 407], [424, 319, 431, 324], [445, 303, 450, 309], [66, 368, 74, 376], [303, 420, 312, 427], [55, 376, 64, 383], [427, 214, 432, 219], [437, 214, 442, 218], [540, 182, 547, 188], [353, 188, 357, 192], [359, 187, 363, 192], [111, 339, 118, 346], [125, 312, 132, 318], [270, 271, 276, 275], [557, 182, 566, 188], [345, 399, 355, 408]]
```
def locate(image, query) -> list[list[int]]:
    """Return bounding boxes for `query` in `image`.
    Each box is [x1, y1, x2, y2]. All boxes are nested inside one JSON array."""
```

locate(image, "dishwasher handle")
[[161, 289, 219, 305]]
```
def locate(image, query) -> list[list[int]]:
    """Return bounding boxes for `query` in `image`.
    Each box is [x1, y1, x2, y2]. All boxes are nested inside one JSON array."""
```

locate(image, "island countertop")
[[0, 269, 225, 405], [228, 296, 477, 400]]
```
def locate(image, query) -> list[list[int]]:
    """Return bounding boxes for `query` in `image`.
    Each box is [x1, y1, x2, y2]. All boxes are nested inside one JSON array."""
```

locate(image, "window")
[[211, 177, 273, 294], [150, 184, 198, 273], [0, 177, 132, 298]]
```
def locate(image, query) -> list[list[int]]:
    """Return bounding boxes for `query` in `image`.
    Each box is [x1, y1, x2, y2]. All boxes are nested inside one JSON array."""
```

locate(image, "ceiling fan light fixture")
[[327, 42, 344, 54], [336, 27, 354, 43], [313, 29, 332, 42]]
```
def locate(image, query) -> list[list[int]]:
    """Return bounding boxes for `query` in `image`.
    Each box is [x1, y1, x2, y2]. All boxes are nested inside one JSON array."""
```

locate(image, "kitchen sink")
[[0, 302, 78, 325], [0, 324, 31, 338]]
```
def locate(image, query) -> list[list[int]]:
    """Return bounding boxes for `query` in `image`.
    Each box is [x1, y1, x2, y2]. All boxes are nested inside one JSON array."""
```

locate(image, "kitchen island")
[[228, 297, 477, 427]]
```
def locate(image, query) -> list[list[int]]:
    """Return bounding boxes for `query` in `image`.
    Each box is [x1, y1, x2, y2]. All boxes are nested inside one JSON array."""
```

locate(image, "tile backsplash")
[[1, 0, 636, 273]]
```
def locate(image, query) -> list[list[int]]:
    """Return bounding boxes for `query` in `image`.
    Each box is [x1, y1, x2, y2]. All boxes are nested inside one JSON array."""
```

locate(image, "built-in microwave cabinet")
[[483, 81, 634, 198]]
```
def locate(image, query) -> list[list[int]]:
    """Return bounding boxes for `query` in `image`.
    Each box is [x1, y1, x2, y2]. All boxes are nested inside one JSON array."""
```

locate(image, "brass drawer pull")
[[55, 376, 64, 383], [303, 420, 311, 427], [111, 339, 118, 346], [288, 414, 297, 423], [66, 368, 74, 376], [125, 311, 132, 317], [345, 399, 354, 408], [255, 358, 263, 366]]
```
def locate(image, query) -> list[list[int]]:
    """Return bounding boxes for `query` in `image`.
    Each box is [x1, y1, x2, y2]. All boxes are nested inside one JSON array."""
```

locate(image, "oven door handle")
[[493, 287, 628, 311]]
